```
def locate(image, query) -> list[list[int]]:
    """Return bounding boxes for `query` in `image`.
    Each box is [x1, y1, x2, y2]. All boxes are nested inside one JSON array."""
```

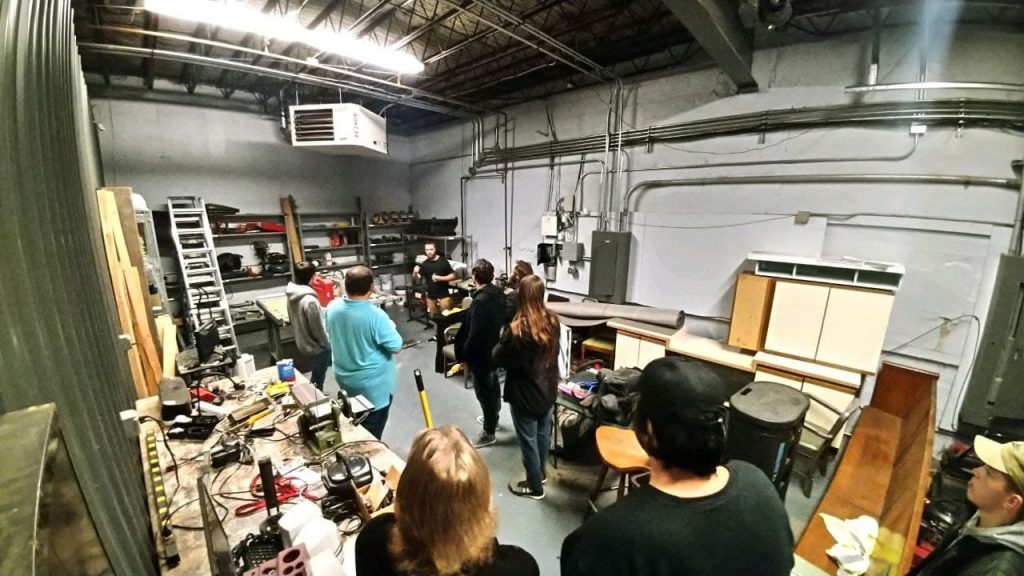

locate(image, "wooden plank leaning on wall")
[[96, 188, 162, 397]]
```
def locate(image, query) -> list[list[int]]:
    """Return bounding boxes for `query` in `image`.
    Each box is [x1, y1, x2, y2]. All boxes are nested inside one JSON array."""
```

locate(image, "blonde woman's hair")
[[389, 426, 497, 576]]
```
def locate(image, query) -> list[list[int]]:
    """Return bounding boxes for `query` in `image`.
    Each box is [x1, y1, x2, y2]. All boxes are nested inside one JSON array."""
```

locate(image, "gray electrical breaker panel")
[[959, 253, 1024, 437], [588, 231, 632, 304]]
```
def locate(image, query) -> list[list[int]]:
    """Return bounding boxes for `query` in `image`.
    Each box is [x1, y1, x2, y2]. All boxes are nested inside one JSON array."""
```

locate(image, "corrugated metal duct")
[[0, 1, 156, 574]]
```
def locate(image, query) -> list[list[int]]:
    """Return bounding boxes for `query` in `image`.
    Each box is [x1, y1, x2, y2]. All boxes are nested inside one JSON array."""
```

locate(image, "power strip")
[[146, 431, 180, 567]]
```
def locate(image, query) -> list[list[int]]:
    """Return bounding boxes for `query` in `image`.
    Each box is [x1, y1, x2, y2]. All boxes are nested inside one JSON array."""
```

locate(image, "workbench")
[[136, 367, 405, 575], [256, 293, 399, 362]]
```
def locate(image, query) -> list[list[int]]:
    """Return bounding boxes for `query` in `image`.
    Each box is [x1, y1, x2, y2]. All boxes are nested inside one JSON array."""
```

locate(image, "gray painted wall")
[[91, 98, 413, 301], [408, 24, 1024, 433]]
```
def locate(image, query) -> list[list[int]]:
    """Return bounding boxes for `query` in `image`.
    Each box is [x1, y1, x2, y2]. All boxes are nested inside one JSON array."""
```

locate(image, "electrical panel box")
[[959, 253, 1024, 437], [541, 214, 559, 237], [561, 241, 584, 263], [588, 231, 631, 304]]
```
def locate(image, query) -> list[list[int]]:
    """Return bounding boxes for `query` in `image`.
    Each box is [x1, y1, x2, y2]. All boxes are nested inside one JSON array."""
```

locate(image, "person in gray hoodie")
[[909, 436, 1024, 576], [286, 261, 331, 390]]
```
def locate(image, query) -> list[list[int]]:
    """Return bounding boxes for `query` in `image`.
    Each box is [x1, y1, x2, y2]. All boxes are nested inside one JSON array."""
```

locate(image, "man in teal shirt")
[[325, 266, 403, 439]]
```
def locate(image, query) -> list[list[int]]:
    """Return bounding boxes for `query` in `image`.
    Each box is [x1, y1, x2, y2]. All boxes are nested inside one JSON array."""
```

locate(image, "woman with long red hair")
[[493, 274, 561, 499]]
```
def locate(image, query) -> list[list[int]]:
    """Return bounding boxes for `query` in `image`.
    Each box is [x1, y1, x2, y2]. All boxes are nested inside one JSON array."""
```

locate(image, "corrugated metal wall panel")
[[0, 1, 156, 574]]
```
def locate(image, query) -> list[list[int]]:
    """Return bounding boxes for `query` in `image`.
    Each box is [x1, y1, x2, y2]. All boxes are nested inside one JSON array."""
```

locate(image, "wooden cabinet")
[[754, 368, 802, 390], [764, 282, 830, 361], [637, 338, 666, 368], [614, 332, 641, 370], [614, 332, 665, 370], [729, 273, 775, 351], [763, 280, 894, 374], [752, 365, 857, 450], [816, 288, 894, 373]]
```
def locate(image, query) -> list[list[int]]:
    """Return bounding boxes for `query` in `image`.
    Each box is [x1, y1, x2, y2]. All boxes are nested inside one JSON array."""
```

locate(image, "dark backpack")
[[582, 367, 643, 425]]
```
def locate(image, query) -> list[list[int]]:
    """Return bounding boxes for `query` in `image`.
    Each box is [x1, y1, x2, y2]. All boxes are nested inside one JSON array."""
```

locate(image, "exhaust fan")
[[289, 103, 388, 156]]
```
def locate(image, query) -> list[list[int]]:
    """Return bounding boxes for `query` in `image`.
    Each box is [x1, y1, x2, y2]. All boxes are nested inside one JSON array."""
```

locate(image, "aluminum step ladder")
[[167, 196, 238, 357]]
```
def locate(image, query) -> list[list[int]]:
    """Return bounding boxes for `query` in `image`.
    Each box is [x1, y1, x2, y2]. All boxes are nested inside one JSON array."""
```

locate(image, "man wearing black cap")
[[560, 357, 794, 576], [909, 436, 1024, 576]]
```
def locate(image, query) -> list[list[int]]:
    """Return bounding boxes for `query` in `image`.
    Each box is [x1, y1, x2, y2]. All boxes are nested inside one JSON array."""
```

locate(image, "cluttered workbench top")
[[136, 366, 404, 576]]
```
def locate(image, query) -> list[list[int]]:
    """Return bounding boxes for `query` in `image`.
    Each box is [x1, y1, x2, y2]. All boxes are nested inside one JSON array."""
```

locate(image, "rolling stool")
[[588, 426, 649, 515]]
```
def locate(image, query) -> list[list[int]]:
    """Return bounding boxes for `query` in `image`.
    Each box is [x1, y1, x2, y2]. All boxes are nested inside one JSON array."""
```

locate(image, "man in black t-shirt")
[[560, 357, 794, 576], [412, 241, 455, 316]]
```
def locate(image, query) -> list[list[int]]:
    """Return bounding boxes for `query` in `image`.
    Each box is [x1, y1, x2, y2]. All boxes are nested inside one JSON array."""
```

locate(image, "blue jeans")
[[361, 396, 392, 439], [511, 404, 553, 492], [471, 367, 501, 435], [308, 349, 332, 390]]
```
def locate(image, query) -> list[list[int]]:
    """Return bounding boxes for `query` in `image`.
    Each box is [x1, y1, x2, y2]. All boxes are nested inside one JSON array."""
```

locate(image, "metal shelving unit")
[[223, 273, 291, 285], [212, 231, 287, 239], [364, 210, 413, 281], [209, 212, 292, 287], [295, 198, 365, 268]]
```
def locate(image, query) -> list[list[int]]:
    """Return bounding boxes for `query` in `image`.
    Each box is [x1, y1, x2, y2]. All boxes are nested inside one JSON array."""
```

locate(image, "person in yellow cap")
[[909, 436, 1024, 576]]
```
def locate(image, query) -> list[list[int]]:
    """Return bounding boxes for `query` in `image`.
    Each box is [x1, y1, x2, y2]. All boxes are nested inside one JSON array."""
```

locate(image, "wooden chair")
[[588, 426, 649, 514], [440, 297, 475, 388], [791, 393, 862, 497]]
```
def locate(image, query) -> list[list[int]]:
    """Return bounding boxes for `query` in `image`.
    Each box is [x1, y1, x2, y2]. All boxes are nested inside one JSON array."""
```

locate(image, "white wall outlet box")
[[541, 214, 559, 237]]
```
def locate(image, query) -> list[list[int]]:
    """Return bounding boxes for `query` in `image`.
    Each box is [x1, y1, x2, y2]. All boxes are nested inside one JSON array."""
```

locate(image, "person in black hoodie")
[[493, 275, 561, 499], [454, 259, 507, 448]]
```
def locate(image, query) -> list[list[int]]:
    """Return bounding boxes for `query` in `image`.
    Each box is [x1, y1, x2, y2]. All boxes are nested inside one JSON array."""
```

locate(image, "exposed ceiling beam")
[[417, 0, 638, 93], [659, 0, 757, 92], [348, 0, 406, 36], [142, 12, 158, 89], [81, 26, 490, 113], [79, 42, 473, 117], [214, 0, 281, 94]]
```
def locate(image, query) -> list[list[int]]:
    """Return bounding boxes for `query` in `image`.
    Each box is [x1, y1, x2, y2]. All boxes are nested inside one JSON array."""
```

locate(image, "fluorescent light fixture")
[[144, 0, 424, 74]]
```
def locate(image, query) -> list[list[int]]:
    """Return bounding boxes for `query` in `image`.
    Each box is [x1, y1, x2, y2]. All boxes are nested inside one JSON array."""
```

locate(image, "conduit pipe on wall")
[[477, 100, 1024, 165], [569, 137, 920, 224], [619, 173, 1024, 230]]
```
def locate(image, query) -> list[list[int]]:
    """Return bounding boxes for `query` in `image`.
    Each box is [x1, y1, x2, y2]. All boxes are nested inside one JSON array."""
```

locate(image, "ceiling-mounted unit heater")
[[289, 103, 388, 156]]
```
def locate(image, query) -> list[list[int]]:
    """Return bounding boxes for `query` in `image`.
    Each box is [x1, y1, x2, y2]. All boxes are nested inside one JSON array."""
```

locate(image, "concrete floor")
[[251, 305, 834, 574]]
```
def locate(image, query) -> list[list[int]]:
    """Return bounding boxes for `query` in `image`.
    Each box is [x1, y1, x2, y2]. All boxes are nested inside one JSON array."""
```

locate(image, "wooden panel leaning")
[[795, 362, 937, 576]]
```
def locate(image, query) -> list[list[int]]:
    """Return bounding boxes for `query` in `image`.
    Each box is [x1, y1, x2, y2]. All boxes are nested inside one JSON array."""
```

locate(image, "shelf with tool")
[[363, 209, 414, 283], [295, 199, 365, 270], [208, 212, 292, 286]]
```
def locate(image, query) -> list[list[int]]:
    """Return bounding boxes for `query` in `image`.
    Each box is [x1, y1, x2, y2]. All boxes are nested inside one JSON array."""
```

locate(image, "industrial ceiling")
[[73, 1, 1024, 132]]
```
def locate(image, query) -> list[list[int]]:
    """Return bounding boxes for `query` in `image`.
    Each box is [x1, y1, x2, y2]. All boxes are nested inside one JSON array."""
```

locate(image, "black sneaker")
[[473, 432, 497, 448], [508, 480, 545, 500]]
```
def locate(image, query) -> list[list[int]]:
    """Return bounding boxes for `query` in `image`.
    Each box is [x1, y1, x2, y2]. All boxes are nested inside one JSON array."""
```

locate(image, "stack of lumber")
[[96, 187, 165, 397]]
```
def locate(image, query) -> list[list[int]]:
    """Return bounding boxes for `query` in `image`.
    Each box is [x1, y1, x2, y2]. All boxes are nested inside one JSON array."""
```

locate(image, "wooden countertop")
[[667, 330, 757, 373], [137, 367, 404, 575], [606, 318, 677, 341]]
